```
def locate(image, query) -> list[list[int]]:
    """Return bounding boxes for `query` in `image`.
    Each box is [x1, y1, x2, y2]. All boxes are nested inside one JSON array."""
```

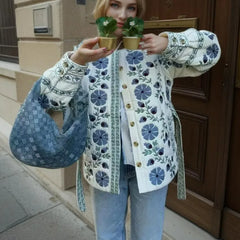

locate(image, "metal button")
[[126, 103, 131, 109], [122, 84, 127, 89], [136, 162, 142, 167], [130, 122, 135, 127], [63, 61, 69, 68], [133, 141, 139, 147]]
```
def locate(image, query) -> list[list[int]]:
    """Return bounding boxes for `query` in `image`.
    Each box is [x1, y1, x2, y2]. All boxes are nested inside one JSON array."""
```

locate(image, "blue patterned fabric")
[[9, 78, 88, 169]]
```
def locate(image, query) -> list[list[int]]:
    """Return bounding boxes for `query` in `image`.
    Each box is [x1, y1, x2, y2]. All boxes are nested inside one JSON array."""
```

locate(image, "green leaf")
[[96, 17, 117, 37], [122, 17, 144, 37]]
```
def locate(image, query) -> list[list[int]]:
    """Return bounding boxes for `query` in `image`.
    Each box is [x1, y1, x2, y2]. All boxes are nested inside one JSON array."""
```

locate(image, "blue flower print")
[[95, 171, 109, 187], [142, 69, 149, 76], [126, 51, 144, 64], [147, 159, 155, 166], [139, 116, 147, 122], [149, 167, 165, 185], [144, 143, 152, 149], [89, 114, 96, 121], [102, 162, 109, 169], [142, 124, 159, 140], [138, 101, 145, 108], [154, 82, 160, 88], [203, 55, 208, 63], [101, 70, 108, 75], [134, 84, 152, 100], [101, 122, 108, 128], [158, 148, 164, 156], [38, 94, 49, 109], [92, 58, 108, 69], [84, 68, 90, 75], [151, 107, 157, 114], [101, 147, 108, 153], [146, 62, 154, 67], [89, 76, 96, 83], [101, 83, 109, 89], [100, 106, 106, 113], [129, 66, 136, 71], [206, 44, 219, 59], [93, 130, 108, 146], [132, 79, 139, 85], [91, 90, 107, 106]]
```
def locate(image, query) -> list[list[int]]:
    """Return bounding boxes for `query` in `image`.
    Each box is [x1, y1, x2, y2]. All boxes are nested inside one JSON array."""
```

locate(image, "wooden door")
[[144, 0, 239, 238], [221, 11, 240, 240]]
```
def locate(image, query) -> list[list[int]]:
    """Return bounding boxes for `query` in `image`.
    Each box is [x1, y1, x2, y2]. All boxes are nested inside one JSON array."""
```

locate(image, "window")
[[0, 0, 18, 63]]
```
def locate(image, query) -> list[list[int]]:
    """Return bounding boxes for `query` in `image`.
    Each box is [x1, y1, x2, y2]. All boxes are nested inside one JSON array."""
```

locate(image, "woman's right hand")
[[70, 37, 113, 65]]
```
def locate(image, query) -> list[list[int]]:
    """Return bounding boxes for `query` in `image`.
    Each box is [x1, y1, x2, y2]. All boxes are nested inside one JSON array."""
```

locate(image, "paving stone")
[[0, 171, 60, 217], [0, 153, 24, 180], [0, 187, 27, 233], [0, 204, 95, 240]]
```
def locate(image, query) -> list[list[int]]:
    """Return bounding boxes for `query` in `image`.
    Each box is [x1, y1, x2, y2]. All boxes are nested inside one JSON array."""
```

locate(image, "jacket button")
[[130, 122, 135, 127], [133, 141, 139, 147], [126, 103, 131, 109], [119, 66, 123, 71], [122, 84, 127, 89], [136, 162, 142, 167], [63, 61, 69, 68]]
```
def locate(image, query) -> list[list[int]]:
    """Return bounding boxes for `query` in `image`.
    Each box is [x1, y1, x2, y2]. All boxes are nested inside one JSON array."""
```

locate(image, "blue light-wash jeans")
[[91, 159, 168, 240]]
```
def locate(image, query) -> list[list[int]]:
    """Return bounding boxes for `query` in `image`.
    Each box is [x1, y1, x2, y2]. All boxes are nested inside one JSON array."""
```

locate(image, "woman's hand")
[[140, 34, 168, 55], [70, 37, 113, 65]]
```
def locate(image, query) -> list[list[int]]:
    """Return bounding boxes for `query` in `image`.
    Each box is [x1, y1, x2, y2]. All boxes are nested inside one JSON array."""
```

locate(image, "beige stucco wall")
[[0, 0, 100, 228]]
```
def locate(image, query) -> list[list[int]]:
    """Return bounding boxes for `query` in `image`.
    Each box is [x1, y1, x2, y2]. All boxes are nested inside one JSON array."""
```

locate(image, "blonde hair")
[[92, 0, 146, 19]]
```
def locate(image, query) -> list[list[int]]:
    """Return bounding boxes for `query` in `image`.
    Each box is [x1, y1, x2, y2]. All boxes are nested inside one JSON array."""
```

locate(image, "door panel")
[[222, 26, 240, 239], [144, 0, 236, 237]]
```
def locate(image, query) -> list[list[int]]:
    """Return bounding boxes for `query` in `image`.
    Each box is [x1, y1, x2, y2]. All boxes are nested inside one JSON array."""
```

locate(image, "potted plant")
[[122, 17, 144, 50], [96, 16, 118, 50]]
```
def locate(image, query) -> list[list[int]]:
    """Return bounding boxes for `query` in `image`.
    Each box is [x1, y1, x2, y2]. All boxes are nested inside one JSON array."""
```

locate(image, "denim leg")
[[91, 163, 129, 240], [129, 178, 168, 240]]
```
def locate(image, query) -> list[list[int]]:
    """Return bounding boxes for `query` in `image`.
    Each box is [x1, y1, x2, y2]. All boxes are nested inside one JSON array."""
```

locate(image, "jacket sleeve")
[[40, 51, 88, 110], [159, 28, 221, 79]]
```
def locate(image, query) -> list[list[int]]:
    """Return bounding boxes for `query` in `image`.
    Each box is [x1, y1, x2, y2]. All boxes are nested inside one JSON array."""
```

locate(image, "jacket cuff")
[[159, 31, 188, 59], [55, 51, 88, 83]]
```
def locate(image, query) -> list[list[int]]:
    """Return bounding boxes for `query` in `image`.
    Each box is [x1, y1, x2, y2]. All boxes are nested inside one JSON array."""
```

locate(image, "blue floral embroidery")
[[38, 94, 49, 109], [146, 62, 154, 67], [142, 69, 149, 76], [132, 78, 139, 84], [93, 130, 108, 146], [206, 44, 219, 58], [92, 58, 108, 69], [129, 66, 136, 71], [134, 84, 152, 100], [142, 124, 159, 140], [101, 83, 109, 89], [89, 76, 96, 83], [95, 171, 109, 187], [126, 51, 144, 64], [147, 159, 155, 166], [149, 167, 165, 185], [91, 90, 107, 106]]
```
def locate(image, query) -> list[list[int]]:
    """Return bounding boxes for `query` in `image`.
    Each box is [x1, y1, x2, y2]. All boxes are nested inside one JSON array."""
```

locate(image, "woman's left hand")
[[140, 34, 168, 55]]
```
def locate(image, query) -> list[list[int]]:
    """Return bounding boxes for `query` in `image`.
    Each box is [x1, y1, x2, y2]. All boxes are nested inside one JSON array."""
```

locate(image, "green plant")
[[96, 17, 117, 37], [122, 17, 144, 37]]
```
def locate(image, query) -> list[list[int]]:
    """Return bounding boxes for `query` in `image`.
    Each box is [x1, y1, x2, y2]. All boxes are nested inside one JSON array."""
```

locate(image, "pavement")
[[0, 144, 96, 240], [0, 136, 218, 240]]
